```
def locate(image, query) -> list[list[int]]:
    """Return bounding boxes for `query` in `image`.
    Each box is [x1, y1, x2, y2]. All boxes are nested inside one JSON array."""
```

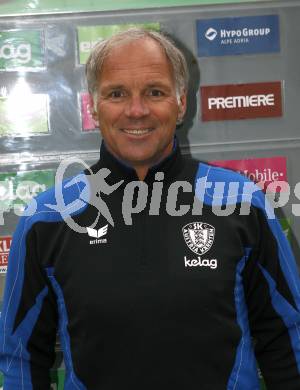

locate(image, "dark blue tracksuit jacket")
[[1, 142, 300, 389]]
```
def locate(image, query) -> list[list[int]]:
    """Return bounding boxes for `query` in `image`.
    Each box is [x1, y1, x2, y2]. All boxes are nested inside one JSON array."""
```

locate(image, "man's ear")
[[177, 91, 187, 123], [89, 94, 98, 121]]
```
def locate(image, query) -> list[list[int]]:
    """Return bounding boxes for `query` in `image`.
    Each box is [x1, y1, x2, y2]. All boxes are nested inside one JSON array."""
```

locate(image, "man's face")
[[93, 37, 186, 175]]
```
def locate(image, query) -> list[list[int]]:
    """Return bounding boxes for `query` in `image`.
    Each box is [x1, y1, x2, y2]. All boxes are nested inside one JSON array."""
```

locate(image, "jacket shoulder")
[[22, 172, 90, 226]]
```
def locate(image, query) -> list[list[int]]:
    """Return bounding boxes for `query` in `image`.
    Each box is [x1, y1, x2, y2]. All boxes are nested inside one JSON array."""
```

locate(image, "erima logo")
[[205, 28, 218, 41], [87, 224, 108, 245], [208, 94, 275, 109], [0, 43, 32, 64]]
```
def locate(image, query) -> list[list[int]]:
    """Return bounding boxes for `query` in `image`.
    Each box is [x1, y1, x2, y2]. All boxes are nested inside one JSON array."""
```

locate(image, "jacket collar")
[[89, 138, 183, 183]]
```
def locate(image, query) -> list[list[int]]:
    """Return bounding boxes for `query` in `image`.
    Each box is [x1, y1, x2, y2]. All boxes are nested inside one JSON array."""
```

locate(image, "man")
[[1, 28, 300, 389]]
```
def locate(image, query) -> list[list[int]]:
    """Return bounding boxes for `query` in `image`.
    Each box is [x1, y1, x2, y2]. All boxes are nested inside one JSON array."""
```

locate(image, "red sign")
[[0, 235, 12, 272], [201, 81, 282, 121], [209, 156, 287, 192]]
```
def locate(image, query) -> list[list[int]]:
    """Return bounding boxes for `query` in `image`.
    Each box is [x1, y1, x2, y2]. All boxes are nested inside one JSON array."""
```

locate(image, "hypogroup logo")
[[197, 14, 279, 57], [200, 81, 282, 121], [205, 28, 218, 41], [0, 30, 44, 70]]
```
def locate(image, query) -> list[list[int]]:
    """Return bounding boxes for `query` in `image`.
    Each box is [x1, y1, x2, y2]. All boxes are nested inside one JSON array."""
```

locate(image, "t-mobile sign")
[[209, 156, 287, 192], [201, 81, 282, 121]]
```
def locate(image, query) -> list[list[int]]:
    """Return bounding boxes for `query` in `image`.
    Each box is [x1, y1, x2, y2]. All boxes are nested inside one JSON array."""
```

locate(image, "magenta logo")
[[209, 156, 287, 193], [80, 92, 97, 132]]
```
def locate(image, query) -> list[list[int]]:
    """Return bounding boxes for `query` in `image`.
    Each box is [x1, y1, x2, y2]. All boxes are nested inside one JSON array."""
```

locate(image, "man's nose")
[[124, 95, 150, 118]]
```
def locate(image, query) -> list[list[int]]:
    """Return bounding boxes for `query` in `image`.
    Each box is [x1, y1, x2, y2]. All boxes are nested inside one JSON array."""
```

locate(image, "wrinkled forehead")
[[99, 37, 174, 81]]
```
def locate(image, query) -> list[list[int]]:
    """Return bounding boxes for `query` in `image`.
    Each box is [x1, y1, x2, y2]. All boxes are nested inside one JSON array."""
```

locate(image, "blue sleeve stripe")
[[194, 163, 261, 207], [1, 177, 90, 345], [1, 287, 48, 389], [195, 163, 300, 328], [0, 173, 90, 386], [258, 263, 300, 374], [251, 195, 300, 312], [46, 268, 86, 390], [227, 248, 260, 390]]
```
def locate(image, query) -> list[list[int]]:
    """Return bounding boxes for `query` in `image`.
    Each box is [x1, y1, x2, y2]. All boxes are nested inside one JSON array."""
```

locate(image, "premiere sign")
[[209, 156, 287, 192], [201, 81, 282, 121], [196, 14, 280, 57], [0, 236, 12, 273]]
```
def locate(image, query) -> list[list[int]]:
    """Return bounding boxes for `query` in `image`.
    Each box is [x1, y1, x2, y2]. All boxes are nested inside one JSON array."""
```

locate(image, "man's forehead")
[[100, 37, 171, 72], [107, 36, 163, 56], [98, 38, 174, 87]]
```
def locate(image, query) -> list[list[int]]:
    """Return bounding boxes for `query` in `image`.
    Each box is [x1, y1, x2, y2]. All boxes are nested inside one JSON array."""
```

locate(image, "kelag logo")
[[196, 15, 279, 57], [201, 81, 282, 121], [209, 156, 287, 193], [0, 30, 44, 70]]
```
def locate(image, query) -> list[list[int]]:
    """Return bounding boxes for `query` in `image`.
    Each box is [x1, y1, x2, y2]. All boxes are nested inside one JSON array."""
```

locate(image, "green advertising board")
[[0, 369, 65, 389], [0, 30, 44, 70], [280, 218, 292, 242], [0, 0, 274, 16], [260, 379, 267, 389], [50, 368, 65, 390], [0, 170, 55, 213], [0, 94, 48, 136], [78, 23, 160, 64]]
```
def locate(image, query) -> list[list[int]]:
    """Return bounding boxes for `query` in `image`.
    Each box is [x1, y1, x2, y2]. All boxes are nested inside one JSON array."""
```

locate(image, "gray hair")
[[85, 27, 189, 107]]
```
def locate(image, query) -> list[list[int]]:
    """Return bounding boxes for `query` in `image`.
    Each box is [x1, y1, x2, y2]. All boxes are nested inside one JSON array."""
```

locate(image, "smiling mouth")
[[122, 128, 153, 136]]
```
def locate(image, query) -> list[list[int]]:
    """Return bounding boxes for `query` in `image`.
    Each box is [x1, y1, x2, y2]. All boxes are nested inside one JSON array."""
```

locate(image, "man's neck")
[[133, 165, 149, 181], [102, 138, 177, 180]]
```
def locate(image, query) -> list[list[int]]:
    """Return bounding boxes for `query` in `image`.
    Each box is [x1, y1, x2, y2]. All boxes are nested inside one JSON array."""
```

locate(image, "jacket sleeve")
[[0, 214, 58, 389], [243, 198, 300, 389]]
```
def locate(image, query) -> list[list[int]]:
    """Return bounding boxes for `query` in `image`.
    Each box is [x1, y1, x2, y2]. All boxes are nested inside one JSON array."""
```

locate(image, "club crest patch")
[[182, 222, 215, 255]]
